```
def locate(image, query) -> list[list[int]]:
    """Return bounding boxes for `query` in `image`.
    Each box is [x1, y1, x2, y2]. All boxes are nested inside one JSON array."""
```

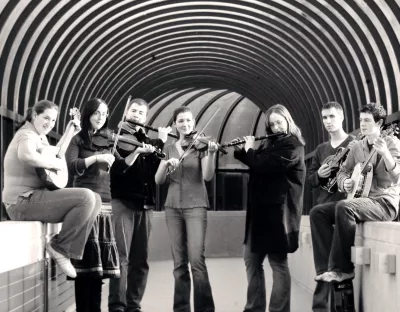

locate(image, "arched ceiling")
[[1, 0, 400, 153]]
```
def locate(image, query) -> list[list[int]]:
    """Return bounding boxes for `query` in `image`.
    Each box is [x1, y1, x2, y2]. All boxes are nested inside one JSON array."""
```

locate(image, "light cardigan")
[[337, 135, 400, 212]]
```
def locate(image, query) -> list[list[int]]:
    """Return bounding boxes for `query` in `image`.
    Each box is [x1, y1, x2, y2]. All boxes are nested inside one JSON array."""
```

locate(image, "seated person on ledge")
[[310, 102, 400, 283]]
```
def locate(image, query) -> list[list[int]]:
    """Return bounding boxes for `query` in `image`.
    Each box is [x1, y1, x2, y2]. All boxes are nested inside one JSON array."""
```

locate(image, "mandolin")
[[36, 108, 80, 190], [320, 134, 363, 193], [347, 124, 397, 199]]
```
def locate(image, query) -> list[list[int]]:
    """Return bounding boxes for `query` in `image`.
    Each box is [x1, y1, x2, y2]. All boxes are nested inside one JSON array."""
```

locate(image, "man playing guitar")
[[308, 101, 355, 311], [310, 103, 400, 286]]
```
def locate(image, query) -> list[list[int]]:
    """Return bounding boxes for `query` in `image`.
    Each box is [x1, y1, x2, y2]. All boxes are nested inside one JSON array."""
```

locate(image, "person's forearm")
[[124, 150, 140, 166], [203, 153, 216, 181], [84, 155, 98, 168], [155, 162, 169, 185], [20, 151, 57, 169], [382, 151, 396, 172]]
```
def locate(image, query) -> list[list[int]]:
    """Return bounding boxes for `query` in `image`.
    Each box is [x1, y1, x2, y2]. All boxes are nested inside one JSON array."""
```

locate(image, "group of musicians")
[[2, 98, 400, 312]]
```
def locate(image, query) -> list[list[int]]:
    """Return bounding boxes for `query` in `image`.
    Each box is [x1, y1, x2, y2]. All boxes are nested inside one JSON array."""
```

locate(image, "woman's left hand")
[[208, 141, 218, 154], [66, 119, 82, 136], [244, 136, 255, 152]]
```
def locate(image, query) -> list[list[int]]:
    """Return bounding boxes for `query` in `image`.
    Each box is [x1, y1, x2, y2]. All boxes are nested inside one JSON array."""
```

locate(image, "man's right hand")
[[343, 178, 354, 193], [318, 163, 332, 178]]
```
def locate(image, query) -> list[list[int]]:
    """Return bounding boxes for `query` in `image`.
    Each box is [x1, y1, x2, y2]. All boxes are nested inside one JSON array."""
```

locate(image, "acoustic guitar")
[[347, 124, 397, 199], [36, 108, 80, 190]]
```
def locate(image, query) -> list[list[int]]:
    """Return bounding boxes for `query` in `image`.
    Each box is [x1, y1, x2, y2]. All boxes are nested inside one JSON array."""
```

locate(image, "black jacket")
[[111, 134, 164, 208], [234, 134, 306, 254]]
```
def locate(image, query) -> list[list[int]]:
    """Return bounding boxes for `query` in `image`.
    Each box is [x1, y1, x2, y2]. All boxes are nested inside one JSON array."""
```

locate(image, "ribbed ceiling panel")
[[1, 0, 399, 153]]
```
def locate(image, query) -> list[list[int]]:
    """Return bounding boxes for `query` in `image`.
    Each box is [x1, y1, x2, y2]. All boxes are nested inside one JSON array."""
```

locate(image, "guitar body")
[[333, 280, 355, 312], [35, 145, 69, 190], [347, 162, 373, 199]]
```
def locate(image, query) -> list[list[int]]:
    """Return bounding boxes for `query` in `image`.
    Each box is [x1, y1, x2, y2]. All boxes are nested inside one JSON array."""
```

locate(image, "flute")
[[222, 132, 285, 148], [126, 120, 179, 139]]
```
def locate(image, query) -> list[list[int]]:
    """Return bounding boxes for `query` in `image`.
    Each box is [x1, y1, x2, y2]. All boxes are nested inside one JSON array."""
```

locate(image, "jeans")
[[165, 207, 215, 312], [109, 199, 152, 312], [6, 188, 101, 259], [75, 278, 103, 312], [310, 198, 396, 311], [243, 232, 290, 312]]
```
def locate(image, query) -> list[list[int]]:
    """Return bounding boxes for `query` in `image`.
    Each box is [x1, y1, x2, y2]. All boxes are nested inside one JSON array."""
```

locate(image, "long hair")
[[16, 100, 58, 131], [264, 104, 305, 146], [80, 98, 109, 150]]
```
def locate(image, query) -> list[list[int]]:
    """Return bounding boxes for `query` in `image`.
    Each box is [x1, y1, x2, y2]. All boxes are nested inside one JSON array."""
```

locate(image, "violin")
[[181, 131, 228, 154], [92, 128, 165, 159], [120, 120, 149, 143]]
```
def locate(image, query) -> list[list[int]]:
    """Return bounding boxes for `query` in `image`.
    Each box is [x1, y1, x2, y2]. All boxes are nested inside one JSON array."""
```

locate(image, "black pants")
[[75, 278, 103, 312], [310, 198, 396, 312], [109, 199, 152, 312]]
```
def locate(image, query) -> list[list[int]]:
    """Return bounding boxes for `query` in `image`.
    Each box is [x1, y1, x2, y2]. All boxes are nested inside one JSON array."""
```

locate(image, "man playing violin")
[[310, 103, 400, 287], [308, 101, 356, 312], [109, 98, 171, 312]]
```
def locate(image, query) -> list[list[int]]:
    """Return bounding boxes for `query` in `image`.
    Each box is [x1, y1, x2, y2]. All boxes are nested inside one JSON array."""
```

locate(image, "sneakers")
[[317, 271, 355, 283], [46, 242, 77, 278]]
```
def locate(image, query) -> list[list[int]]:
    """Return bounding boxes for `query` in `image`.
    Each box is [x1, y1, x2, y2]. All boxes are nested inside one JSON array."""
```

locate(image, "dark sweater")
[[111, 136, 164, 208], [307, 135, 354, 205], [66, 135, 126, 203]]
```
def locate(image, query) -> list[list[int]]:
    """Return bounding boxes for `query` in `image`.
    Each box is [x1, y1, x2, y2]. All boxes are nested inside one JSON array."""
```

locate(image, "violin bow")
[[111, 95, 131, 155], [167, 107, 220, 175]]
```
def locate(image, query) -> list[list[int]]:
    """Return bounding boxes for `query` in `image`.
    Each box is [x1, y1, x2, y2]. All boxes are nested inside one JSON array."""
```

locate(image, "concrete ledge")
[[0, 221, 61, 273], [291, 216, 400, 312]]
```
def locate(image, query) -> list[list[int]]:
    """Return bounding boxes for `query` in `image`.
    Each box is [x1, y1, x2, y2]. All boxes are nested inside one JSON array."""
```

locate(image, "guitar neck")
[[56, 124, 75, 158], [360, 147, 377, 172]]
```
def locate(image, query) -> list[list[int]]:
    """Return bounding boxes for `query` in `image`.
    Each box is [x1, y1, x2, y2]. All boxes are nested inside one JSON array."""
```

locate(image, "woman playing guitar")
[[2, 100, 101, 278]]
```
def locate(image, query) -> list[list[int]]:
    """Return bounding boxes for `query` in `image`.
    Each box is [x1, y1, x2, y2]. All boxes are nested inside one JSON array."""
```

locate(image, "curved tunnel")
[[1, 0, 400, 156]]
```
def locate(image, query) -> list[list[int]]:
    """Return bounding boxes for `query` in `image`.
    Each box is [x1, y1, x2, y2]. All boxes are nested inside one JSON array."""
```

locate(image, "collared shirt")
[[2, 122, 49, 205], [337, 136, 400, 211], [163, 144, 209, 209]]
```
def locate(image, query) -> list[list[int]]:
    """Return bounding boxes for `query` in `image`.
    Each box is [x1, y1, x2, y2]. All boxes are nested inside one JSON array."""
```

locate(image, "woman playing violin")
[[155, 106, 218, 312], [65, 98, 123, 312], [109, 98, 171, 312], [2, 100, 100, 279], [233, 104, 306, 312]]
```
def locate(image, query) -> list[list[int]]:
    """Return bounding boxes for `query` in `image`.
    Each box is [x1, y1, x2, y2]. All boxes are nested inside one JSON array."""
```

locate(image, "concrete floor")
[[94, 257, 312, 312]]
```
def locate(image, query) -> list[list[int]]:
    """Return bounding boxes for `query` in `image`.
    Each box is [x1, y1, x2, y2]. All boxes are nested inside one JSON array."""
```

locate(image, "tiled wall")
[[0, 260, 75, 312], [0, 261, 44, 312]]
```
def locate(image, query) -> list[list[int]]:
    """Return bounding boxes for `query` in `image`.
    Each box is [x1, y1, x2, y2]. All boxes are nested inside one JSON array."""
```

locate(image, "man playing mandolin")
[[308, 101, 355, 311], [311, 102, 400, 286]]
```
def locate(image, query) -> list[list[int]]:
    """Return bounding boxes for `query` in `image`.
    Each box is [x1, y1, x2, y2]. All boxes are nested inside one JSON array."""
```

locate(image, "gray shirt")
[[2, 122, 49, 204], [163, 144, 209, 209]]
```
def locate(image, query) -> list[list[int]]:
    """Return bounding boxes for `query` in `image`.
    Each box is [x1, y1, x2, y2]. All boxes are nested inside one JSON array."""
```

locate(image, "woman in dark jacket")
[[233, 104, 306, 312]]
